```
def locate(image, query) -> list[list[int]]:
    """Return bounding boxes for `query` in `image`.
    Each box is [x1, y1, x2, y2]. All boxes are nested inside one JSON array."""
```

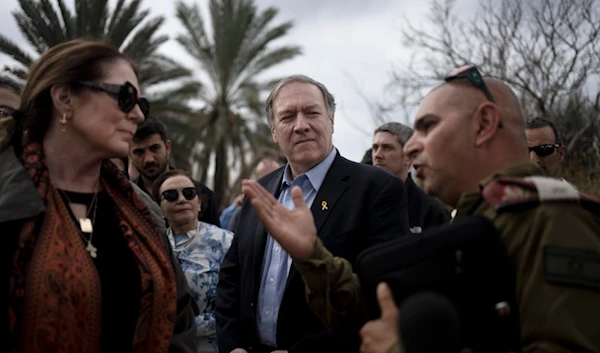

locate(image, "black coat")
[[405, 176, 451, 232], [216, 153, 410, 353]]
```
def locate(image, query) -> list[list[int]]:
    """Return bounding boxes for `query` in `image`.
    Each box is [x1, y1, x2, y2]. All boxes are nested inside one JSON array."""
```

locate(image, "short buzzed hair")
[[265, 75, 336, 125], [0, 76, 21, 95], [374, 122, 413, 146], [526, 117, 562, 145]]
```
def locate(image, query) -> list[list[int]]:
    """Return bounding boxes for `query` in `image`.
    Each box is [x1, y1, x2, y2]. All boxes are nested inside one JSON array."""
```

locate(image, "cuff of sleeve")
[[294, 238, 359, 311], [293, 238, 335, 291]]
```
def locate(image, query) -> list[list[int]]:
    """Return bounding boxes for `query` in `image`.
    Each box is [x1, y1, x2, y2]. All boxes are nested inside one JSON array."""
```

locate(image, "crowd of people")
[[1, 39, 599, 353]]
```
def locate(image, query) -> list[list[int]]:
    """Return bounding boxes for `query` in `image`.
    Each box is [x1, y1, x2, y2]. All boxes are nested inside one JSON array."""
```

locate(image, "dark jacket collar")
[[0, 145, 45, 223]]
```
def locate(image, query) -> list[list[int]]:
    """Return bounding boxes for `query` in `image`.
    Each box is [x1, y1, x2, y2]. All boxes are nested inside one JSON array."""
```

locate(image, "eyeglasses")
[[529, 144, 561, 157], [0, 107, 16, 118], [77, 81, 150, 117], [444, 65, 502, 128], [161, 187, 198, 202]]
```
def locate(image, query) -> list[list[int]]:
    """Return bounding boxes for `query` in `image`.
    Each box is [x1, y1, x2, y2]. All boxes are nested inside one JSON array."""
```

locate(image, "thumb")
[[377, 282, 398, 320], [291, 186, 308, 210]]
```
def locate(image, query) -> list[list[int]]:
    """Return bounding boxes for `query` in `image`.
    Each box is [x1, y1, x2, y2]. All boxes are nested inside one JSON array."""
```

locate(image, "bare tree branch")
[[375, 0, 600, 193]]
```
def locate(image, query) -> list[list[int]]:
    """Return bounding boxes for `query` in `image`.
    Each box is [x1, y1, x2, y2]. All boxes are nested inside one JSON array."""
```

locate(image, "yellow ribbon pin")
[[321, 201, 328, 211]]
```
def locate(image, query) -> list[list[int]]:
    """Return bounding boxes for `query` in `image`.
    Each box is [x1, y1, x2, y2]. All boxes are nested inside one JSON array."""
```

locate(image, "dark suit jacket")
[[216, 153, 410, 353], [405, 176, 451, 232]]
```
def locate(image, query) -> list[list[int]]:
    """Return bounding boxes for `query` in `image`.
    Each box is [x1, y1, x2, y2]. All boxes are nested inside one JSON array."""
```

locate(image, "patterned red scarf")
[[8, 141, 177, 353]]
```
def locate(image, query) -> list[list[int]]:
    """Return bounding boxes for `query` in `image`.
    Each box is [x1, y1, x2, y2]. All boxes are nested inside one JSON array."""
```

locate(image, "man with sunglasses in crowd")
[[130, 116, 221, 227], [240, 66, 600, 353], [526, 117, 565, 179]]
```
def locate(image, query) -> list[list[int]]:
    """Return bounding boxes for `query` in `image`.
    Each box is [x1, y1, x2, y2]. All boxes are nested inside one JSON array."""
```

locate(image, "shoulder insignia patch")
[[483, 176, 600, 214]]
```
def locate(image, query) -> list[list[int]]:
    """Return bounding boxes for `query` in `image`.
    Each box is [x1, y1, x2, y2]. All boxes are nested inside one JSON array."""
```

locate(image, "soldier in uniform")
[[239, 65, 600, 353]]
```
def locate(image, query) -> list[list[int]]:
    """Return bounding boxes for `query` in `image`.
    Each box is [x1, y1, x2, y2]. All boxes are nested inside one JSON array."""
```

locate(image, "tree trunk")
[[213, 138, 228, 209]]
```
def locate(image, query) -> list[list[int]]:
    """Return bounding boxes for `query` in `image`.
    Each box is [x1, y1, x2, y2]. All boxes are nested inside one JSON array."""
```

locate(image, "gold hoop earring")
[[60, 113, 67, 132]]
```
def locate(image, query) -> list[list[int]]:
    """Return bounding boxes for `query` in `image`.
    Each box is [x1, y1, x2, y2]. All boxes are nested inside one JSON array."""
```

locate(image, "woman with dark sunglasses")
[[0, 40, 197, 353], [152, 169, 233, 353]]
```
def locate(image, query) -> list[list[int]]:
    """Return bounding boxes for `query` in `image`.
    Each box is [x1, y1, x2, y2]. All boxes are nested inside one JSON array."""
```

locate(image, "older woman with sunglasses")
[[0, 40, 197, 353], [153, 169, 233, 353]]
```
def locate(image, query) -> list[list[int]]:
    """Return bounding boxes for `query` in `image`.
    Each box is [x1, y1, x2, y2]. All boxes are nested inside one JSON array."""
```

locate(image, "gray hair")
[[265, 75, 336, 125], [374, 122, 413, 146]]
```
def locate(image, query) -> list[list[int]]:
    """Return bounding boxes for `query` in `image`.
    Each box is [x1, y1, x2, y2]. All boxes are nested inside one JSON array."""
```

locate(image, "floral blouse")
[[168, 221, 233, 353]]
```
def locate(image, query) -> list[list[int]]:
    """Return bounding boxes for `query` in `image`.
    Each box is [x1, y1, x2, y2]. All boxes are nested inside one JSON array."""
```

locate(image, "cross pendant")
[[86, 241, 98, 258]]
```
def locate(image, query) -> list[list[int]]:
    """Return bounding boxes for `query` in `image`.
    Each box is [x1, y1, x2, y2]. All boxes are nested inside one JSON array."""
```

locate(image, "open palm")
[[242, 180, 317, 261]]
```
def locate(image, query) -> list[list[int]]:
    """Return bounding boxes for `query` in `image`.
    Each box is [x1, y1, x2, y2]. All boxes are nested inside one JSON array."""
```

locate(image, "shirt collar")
[[167, 222, 200, 240], [281, 147, 337, 192]]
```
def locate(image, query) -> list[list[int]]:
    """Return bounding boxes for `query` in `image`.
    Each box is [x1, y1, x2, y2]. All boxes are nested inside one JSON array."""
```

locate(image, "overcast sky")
[[0, 0, 474, 162]]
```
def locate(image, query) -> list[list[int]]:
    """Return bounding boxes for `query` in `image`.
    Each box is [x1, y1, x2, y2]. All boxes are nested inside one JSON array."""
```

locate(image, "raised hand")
[[359, 283, 401, 353], [242, 179, 317, 261]]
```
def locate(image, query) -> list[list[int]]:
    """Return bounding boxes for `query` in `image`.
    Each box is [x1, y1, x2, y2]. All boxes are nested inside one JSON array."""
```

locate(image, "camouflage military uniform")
[[295, 163, 600, 353]]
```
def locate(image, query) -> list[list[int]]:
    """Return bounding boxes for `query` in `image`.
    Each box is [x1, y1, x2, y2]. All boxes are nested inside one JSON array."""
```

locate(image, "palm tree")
[[175, 0, 301, 206], [0, 0, 197, 120]]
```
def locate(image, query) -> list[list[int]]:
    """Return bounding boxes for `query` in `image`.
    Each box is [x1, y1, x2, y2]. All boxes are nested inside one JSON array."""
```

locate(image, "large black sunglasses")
[[161, 187, 198, 202], [77, 81, 150, 117], [529, 144, 560, 157], [444, 65, 502, 128]]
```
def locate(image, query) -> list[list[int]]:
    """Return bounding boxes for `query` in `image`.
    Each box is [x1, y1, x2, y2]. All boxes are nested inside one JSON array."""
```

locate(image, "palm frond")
[[2, 66, 28, 81], [56, 0, 76, 38], [138, 54, 191, 87], [0, 35, 34, 66], [148, 81, 204, 119], [39, 0, 68, 43], [247, 46, 301, 78], [105, 0, 146, 46], [175, 1, 219, 85], [121, 16, 167, 60], [175, 0, 300, 205], [106, 0, 127, 34], [87, 0, 109, 37]]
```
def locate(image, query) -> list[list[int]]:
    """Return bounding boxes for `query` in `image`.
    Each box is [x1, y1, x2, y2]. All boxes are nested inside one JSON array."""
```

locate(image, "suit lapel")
[[310, 158, 349, 237], [252, 170, 285, 287], [285, 155, 349, 289]]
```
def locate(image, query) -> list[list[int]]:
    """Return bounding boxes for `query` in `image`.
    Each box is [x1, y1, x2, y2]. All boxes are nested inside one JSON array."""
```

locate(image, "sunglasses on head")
[[529, 143, 560, 157], [161, 187, 198, 202], [445, 66, 495, 102], [444, 65, 502, 128], [77, 81, 150, 118]]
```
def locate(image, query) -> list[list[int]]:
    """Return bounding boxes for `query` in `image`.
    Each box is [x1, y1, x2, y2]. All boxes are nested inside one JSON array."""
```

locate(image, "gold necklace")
[[60, 182, 100, 258]]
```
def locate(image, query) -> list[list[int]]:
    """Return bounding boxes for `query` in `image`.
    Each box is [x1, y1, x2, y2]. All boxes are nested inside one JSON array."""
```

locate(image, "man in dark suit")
[[216, 75, 410, 353], [371, 122, 450, 233]]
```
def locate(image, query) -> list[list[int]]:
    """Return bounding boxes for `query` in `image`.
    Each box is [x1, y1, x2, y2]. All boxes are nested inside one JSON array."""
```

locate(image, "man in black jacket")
[[372, 122, 450, 233], [216, 75, 410, 353]]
